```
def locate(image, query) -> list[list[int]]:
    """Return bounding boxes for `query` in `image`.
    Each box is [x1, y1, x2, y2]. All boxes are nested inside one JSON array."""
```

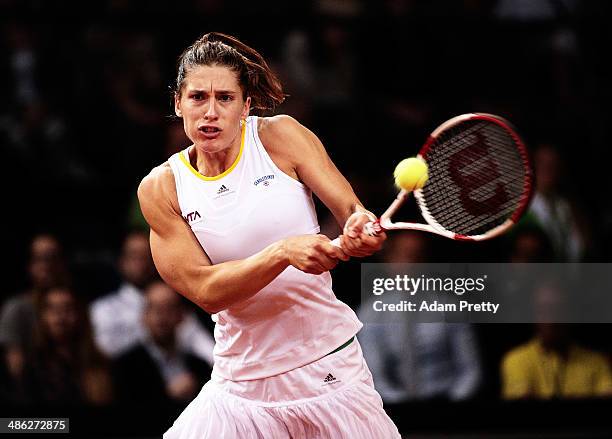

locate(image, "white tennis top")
[[168, 116, 362, 381]]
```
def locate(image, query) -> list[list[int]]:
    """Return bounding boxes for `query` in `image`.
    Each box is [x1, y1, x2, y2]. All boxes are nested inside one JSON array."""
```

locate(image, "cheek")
[[182, 112, 194, 126], [183, 117, 197, 136]]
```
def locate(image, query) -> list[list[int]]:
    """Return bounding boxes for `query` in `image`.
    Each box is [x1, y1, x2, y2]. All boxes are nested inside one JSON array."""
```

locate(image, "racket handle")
[[364, 221, 382, 236], [330, 220, 382, 247]]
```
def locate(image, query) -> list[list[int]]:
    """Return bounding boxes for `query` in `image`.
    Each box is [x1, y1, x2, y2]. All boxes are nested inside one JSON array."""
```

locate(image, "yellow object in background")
[[501, 339, 612, 399]]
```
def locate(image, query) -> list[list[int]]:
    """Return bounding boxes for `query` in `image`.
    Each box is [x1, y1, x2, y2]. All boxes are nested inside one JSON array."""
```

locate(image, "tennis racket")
[[333, 113, 533, 242]]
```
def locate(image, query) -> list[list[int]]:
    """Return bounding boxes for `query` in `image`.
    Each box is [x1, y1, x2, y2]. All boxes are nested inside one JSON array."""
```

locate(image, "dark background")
[[1, 0, 612, 437]]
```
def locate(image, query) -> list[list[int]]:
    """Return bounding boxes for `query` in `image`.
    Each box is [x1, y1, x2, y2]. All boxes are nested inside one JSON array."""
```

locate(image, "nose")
[[204, 97, 219, 121]]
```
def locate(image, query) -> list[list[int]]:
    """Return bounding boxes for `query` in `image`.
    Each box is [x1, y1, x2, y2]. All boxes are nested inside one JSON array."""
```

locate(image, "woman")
[[138, 32, 400, 438], [20, 286, 113, 405]]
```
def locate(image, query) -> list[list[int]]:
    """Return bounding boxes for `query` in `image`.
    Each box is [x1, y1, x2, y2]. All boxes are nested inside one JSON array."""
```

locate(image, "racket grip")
[[364, 221, 382, 236], [330, 220, 381, 247]]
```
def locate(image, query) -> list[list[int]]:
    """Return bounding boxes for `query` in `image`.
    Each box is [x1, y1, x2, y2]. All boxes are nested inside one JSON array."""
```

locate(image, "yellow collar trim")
[[179, 123, 246, 181]]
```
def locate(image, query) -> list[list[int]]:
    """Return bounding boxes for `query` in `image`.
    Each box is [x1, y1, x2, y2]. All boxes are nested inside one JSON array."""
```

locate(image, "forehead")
[[46, 289, 75, 305], [183, 64, 241, 91], [32, 235, 60, 253]]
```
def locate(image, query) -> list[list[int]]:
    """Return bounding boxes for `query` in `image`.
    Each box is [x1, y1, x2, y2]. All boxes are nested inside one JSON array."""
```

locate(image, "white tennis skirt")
[[164, 339, 401, 438]]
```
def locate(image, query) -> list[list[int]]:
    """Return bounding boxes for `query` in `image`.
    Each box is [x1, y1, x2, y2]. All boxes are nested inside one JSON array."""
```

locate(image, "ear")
[[241, 96, 251, 121], [174, 94, 182, 118]]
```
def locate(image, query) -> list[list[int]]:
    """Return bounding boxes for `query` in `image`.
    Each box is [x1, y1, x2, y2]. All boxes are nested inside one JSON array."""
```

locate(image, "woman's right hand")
[[281, 234, 349, 275]]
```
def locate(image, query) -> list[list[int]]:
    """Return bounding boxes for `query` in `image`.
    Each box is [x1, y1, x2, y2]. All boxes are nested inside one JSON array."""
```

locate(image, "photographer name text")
[[371, 274, 499, 314]]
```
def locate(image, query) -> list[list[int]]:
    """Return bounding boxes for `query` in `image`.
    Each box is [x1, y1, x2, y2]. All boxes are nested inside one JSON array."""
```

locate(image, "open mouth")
[[199, 126, 221, 138]]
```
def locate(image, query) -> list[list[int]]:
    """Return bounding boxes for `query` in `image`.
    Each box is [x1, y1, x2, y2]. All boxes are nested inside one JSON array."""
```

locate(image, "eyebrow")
[[188, 89, 237, 94]]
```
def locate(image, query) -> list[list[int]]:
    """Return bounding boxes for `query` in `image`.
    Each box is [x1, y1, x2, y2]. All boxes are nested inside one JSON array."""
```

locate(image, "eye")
[[219, 94, 234, 102], [190, 93, 203, 101]]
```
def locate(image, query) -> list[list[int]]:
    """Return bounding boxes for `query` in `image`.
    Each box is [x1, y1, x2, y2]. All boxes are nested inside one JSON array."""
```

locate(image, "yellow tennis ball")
[[394, 157, 429, 191]]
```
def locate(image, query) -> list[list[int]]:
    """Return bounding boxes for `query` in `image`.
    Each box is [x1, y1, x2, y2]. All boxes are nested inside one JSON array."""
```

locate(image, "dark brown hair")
[[32, 287, 114, 404], [175, 32, 285, 112]]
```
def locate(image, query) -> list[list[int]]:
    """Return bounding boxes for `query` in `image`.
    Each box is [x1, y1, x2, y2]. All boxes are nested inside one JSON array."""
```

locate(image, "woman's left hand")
[[339, 211, 386, 257]]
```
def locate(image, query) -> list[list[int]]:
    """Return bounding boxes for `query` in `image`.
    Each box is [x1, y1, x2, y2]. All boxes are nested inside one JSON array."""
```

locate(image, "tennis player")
[[138, 32, 400, 439]]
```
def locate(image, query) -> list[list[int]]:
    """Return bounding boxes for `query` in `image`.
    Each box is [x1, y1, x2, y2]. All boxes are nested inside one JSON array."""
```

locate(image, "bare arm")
[[259, 115, 386, 256], [137, 164, 347, 314]]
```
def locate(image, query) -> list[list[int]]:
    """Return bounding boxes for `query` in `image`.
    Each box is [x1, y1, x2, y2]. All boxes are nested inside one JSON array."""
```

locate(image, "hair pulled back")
[[175, 32, 285, 112]]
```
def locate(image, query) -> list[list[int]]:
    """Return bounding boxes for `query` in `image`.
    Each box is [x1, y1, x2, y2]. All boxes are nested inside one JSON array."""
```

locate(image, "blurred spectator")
[[480, 226, 555, 375], [502, 323, 612, 399], [501, 280, 612, 399], [358, 232, 482, 402], [5, 21, 39, 107], [497, 225, 555, 323], [311, 18, 357, 114], [0, 234, 69, 382], [507, 224, 555, 263], [1, 22, 79, 182], [359, 0, 434, 143], [90, 230, 215, 365], [69, 24, 166, 191], [104, 30, 166, 183], [106, 31, 164, 128], [525, 143, 589, 261], [19, 286, 113, 405], [277, 29, 316, 123], [113, 281, 211, 404], [278, 15, 361, 164]]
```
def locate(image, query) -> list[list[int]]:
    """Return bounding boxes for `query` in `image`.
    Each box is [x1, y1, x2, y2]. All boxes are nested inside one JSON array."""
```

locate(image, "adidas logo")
[[323, 373, 336, 383], [217, 185, 230, 195]]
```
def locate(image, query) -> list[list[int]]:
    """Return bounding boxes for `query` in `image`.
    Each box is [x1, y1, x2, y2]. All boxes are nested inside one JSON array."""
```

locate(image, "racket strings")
[[425, 165, 524, 232], [419, 120, 530, 236], [425, 174, 522, 234]]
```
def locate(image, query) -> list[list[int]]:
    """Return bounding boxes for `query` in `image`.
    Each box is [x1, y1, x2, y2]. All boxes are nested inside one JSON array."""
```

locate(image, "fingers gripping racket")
[[334, 113, 533, 242]]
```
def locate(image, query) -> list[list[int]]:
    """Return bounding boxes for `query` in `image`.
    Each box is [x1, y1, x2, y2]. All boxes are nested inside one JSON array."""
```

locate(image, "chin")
[[197, 139, 228, 153]]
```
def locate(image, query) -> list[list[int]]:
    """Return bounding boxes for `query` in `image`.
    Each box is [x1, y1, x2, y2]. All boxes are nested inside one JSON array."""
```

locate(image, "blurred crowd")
[[2, 0, 612, 431], [0, 231, 214, 409]]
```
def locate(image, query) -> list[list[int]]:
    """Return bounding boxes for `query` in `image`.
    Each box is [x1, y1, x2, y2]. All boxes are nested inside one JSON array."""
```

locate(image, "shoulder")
[[572, 345, 610, 369], [137, 162, 181, 221], [138, 162, 176, 201], [0, 294, 35, 330], [258, 114, 303, 135], [1, 293, 32, 315], [90, 290, 121, 317], [257, 114, 322, 163], [258, 114, 313, 145], [502, 340, 538, 368]]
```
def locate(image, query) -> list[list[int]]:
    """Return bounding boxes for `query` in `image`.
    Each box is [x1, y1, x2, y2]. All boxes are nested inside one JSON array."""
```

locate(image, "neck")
[[540, 338, 570, 357], [193, 124, 244, 177], [196, 147, 237, 176]]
